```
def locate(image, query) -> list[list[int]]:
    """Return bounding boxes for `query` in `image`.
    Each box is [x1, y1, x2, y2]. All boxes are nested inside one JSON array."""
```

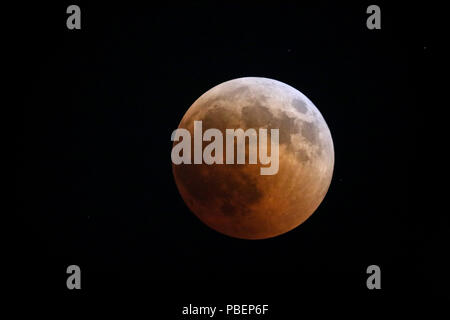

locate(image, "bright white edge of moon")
[[179, 77, 334, 176]]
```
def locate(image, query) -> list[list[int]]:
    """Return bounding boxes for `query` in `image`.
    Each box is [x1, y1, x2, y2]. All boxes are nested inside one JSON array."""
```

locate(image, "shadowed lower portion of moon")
[[172, 77, 334, 239]]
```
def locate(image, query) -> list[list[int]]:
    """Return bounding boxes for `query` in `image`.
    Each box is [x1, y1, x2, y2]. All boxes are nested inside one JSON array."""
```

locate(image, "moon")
[[172, 77, 334, 239]]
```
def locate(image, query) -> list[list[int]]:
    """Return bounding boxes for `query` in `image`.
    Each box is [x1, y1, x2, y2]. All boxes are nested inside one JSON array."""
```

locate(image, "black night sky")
[[15, 1, 445, 315]]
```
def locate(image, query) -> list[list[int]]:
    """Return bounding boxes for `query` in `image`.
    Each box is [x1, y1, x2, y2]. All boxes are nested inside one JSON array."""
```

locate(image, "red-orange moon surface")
[[172, 77, 334, 239]]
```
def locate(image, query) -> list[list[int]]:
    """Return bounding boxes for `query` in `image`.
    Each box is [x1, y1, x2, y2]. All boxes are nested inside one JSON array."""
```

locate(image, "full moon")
[[172, 77, 334, 239]]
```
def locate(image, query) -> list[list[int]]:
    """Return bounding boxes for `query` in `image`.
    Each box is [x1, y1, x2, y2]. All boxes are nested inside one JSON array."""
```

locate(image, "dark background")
[[15, 1, 444, 315]]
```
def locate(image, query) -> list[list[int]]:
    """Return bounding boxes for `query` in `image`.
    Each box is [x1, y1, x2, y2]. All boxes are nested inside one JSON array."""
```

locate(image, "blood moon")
[[171, 77, 334, 239]]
